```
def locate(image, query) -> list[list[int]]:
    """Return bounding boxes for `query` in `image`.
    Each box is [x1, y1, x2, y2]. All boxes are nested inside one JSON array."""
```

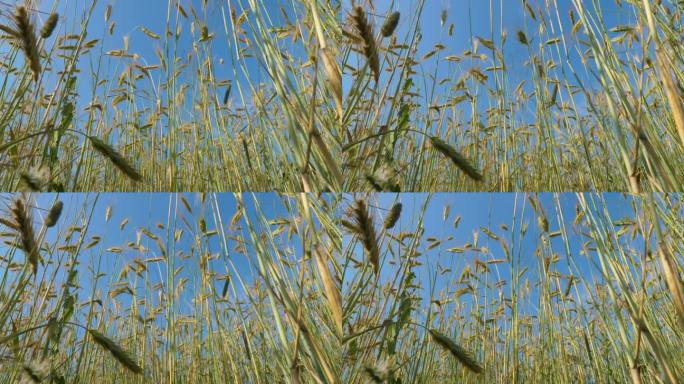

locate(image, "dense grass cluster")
[[341, 193, 684, 383], [342, 0, 684, 192], [1, 192, 682, 383], [0, 193, 343, 383], [0, 0, 683, 382], [0, 0, 343, 191], [0, 0, 681, 191]]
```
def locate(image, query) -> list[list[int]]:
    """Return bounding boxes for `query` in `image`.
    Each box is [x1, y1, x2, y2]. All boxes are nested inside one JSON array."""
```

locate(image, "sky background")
[[0, 192, 668, 331], [0, 0, 644, 151], [355, 192, 644, 322], [9, 0, 288, 136], [368, 0, 640, 129], [0, 192, 308, 324], [17, 0, 638, 104]]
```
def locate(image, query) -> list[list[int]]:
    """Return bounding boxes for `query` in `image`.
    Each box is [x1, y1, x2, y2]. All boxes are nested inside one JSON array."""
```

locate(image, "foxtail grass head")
[[40, 12, 59, 38], [13, 6, 41, 81]]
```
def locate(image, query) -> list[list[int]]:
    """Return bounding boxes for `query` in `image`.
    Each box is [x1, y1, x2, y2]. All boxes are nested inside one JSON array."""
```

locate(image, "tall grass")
[[0, 193, 342, 383], [341, 0, 684, 191], [0, 0, 343, 192], [341, 193, 684, 383], [1, 192, 682, 382], [0, 0, 682, 191]]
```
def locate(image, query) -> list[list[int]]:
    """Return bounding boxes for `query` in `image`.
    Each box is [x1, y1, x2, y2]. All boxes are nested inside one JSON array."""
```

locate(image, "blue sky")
[[0, 192, 662, 333], [362, 0, 640, 137], [374, 0, 636, 80], [19, 0, 289, 140], [31, 0, 637, 102], [0, 192, 304, 324], [350, 192, 643, 323], [12, 0, 642, 148]]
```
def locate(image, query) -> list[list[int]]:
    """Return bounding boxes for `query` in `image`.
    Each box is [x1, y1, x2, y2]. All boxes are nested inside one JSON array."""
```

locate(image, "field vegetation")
[[1, 192, 683, 383], [341, 193, 684, 383], [0, 0, 681, 191]]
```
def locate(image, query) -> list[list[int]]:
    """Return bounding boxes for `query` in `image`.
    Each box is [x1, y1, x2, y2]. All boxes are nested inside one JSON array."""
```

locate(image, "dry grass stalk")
[[321, 47, 343, 119], [640, 0, 684, 148], [656, 51, 684, 149], [657, 247, 684, 331], [314, 244, 343, 338]]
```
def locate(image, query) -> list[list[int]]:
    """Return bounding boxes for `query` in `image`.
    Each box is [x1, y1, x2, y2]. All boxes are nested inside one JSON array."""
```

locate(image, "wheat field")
[[0, 0, 681, 191], [0, 0, 683, 383], [0, 192, 682, 383]]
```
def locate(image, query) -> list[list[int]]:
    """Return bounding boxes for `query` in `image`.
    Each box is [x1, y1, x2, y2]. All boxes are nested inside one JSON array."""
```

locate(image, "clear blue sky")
[[357, 192, 640, 321], [15, 0, 639, 140], [366, 0, 638, 130], [22, 0, 289, 127], [33, 0, 636, 93], [1, 192, 647, 329], [0, 192, 298, 324], [374, 0, 635, 79]]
